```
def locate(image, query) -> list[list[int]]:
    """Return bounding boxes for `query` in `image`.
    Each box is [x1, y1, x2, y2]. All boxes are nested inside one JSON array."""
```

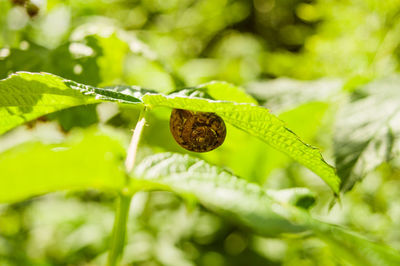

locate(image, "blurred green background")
[[1, 0, 400, 265]]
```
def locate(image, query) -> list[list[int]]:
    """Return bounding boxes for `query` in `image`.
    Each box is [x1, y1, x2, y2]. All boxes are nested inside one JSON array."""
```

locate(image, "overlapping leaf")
[[0, 72, 340, 193]]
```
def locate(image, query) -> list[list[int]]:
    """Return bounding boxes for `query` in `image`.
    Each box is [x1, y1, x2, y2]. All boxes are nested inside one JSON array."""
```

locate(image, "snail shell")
[[170, 109, 226, 152]]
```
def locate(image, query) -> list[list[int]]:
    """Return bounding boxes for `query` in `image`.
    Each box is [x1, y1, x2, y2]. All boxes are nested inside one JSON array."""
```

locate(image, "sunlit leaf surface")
[[0, 72, 144, 135], [143, 94, 340, 194], [0, 72, 339, 193], [1, 1, 400, 265]]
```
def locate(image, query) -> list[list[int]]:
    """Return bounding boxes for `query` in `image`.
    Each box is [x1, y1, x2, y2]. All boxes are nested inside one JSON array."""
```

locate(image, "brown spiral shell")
[[169, 109, 226, 152]]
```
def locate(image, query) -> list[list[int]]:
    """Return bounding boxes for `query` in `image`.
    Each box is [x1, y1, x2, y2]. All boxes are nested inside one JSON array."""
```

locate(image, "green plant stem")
[[107, 193, 132, 266], [107, 107, 147, 266]]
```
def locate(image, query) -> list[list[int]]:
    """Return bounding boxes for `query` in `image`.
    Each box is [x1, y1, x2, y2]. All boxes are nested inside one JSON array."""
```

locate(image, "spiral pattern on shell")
[[169, 109, 226, 152]]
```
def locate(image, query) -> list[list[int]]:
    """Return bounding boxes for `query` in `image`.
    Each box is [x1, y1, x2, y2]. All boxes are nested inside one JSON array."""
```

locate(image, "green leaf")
[[132, 152, 306, 236], [132, 152, 400, 266], [0, 128, 126, 203], [0, 72, 144, 135], [334, 77, 400, 192], [143, 94, 340, 194], [0, 72, 339, 193]]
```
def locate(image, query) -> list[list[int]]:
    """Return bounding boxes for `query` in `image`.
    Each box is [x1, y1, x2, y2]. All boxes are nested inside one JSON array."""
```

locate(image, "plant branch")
[[107, 107, 147, 266]]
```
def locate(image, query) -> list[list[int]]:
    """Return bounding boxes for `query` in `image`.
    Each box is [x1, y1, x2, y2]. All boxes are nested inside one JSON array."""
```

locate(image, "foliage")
[[1, 0, 400, 266], [0, 72, 340, 194], [334, 77, 400, 192]]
